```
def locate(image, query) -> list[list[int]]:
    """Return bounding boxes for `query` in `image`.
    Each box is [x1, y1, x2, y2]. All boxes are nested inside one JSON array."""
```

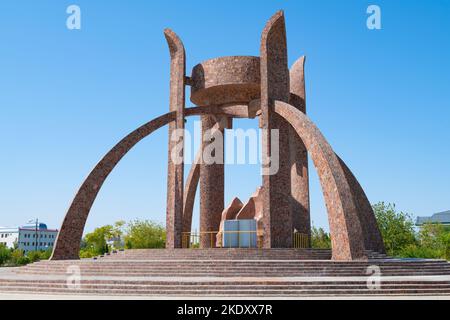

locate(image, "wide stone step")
[[94, 249, 334, 260], [3, 278, 450, 285], [2, 286, 450, 296], [19, 262, 450, 271], [2, 282, 450, 290], [28, 260, 450, 266], [14, 271, 450, 277], [18, 264, 450, 269], [22, 261, 450, 267], [16, 267, 450, 274], [2, 276, 450, 297], [4, 249, 448, 297]]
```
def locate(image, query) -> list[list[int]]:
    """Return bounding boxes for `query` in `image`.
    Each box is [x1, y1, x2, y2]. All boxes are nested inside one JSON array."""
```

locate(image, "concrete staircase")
[[98, 248, 334, 260], [1, 249, 450, 297]]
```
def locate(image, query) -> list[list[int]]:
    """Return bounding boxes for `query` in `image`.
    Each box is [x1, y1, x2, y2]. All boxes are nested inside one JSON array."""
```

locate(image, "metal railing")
[[181, 230, 309, 249], [293, 232, 309, 248]]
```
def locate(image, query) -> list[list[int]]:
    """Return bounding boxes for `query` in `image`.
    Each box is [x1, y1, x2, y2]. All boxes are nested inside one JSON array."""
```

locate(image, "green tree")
[[27, 250, 42, 263], [125, 220, 166, 249], [440, 232, 450, 260], [419, 223, 445, 249], [79, 221, 126, 258], [416, 222, 450, 260], [82, 225, 114, 256], [110, 220, 126, 249], [0, 244, 12, 266], [10, 249, 30, 266], [373, 202, 416, 256], [41, 248, 53, 260], [25, 249, 52, 263], [310, 226, 331, 249], [397, 244, 441, 259]]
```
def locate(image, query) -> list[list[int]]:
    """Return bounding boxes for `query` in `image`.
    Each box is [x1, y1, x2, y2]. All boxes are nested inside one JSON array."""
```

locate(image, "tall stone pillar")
[[199, 115, 224, 248], [260, 11, 293, 248], [289, 57, 311, 243], [164, 29, 185, 249]]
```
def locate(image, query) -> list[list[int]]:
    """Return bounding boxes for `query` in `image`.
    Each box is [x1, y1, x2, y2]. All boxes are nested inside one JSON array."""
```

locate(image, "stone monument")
[[50, 11, 385, 261]]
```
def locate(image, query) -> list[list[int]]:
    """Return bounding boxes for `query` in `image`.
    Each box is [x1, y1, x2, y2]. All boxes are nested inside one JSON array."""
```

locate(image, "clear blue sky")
[[0, 1, 449, 233]]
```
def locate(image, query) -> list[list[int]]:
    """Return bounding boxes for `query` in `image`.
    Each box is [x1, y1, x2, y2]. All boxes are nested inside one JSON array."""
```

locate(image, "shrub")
[[373, 202, 416, 256], [0, 244, 12, 266], [398, 244, 441, 259], [124, 220, 166, 249], [311, 226, 331, 249], [79, 248, 98, 258], [438, 232, 450, 260], [10, 249, 30, 266], [27, 250, 42, 263], [40, 248, 52, 260], [82, 225, 113, 256]]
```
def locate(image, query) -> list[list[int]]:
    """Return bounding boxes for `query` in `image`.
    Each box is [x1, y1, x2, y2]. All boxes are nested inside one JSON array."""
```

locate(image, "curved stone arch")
[[182, 121, 221, 234], [51, 112, 176, 260], [273, 100, 367, 260], [51, 105, 250, 260], [336, 155, 385, 253], [182, 101, 378, 259], [51, 101, 375, 260], [182, 149, 200, 233]]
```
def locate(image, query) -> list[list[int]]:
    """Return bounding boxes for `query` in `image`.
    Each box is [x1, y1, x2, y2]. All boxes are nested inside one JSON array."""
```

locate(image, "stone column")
[[164, 29, 185, 249], [289, 56, 311, 244], [260, 11, 293, 248], [199, 115, 224, 248]]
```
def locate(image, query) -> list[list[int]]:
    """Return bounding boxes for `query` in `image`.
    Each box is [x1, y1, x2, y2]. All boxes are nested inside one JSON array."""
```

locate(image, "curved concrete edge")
[[336, 155, 386, 254], [51, 105, 246, 260], [182, 121, 221, 235], [289, 56, 306, 107], [273, 100, 367, 261], [289, 56, 310, 240], [182, 149, 201, 234], [51, 112, 177, 260]]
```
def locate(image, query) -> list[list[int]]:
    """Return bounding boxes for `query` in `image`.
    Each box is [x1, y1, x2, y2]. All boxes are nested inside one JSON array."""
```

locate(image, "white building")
[[0, 227, 19, 249], [0, 222, 58, 253]]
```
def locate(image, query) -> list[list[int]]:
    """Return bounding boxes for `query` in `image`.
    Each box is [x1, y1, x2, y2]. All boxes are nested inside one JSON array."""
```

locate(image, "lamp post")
[[29, 218, 39, 251]]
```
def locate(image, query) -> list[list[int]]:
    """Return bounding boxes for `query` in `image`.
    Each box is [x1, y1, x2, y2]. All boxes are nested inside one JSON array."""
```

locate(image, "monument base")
[[2, 249, 450, 298]]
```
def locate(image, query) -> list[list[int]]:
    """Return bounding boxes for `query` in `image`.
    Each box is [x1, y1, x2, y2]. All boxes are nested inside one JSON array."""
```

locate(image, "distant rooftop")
[[0, 222, 57, 232], [0, 227, 19, 233], [416, 210, 450, 226], [20, 222, 48, 230]]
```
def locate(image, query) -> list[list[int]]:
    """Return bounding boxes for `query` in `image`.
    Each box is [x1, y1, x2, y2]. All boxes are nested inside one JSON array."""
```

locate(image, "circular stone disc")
[[190, 56, 261, 106]]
